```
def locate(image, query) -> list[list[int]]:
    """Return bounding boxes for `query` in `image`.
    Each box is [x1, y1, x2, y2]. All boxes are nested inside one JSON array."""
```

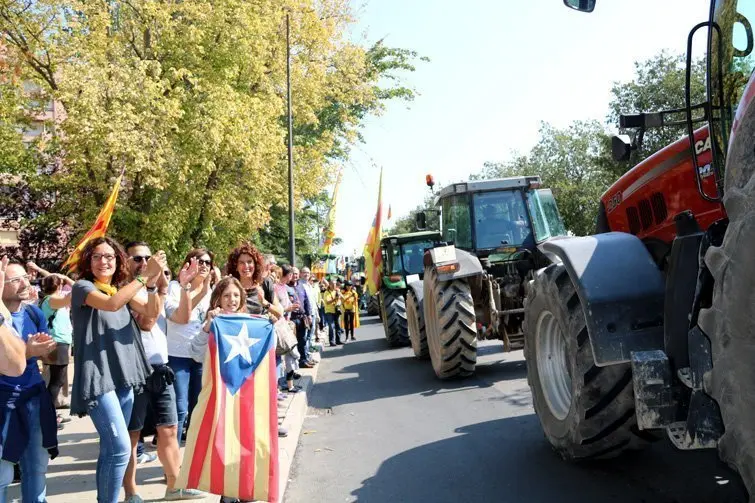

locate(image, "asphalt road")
[[285, 316, 748, 503]]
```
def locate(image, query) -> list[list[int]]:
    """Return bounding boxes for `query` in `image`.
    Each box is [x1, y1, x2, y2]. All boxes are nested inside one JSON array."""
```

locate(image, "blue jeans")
[[88, 387, 134, 503], [0, 395, 48, 503], [168, 356, 203, 443], [325, 313, 341, 345]]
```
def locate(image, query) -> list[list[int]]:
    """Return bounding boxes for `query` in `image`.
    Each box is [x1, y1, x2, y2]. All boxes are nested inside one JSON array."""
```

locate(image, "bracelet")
[[135, 276, 147, 286], [146, 285, 158, 294]]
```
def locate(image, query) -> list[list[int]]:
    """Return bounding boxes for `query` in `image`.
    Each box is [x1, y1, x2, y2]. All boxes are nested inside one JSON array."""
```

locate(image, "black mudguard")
[[540, 232, 665, 366]]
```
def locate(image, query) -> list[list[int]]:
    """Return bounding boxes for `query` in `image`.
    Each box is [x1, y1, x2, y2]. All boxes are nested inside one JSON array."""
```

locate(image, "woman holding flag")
[[70, 236, 167, 503]]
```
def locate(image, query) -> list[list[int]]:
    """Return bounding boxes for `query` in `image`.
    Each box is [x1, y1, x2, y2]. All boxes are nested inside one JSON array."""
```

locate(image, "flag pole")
[[286, 12, 296, 266]]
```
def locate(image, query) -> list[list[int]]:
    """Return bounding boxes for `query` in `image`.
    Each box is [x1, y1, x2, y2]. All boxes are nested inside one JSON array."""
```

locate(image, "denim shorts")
[[128, 369, 178, 432]]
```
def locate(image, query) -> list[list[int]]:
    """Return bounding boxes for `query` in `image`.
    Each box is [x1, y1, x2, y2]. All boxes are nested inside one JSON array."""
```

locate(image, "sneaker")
[[57, 414, 72, 424], [125, 495, 144, 503], [278, 426, 288, 437], [164, 488, 207, 500], [136, 452, 157, 464]]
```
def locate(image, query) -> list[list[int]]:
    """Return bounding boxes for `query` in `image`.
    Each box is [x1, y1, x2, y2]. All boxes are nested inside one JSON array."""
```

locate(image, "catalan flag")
[[362, 167, 384, 296], [176, 314, 279, 502], [61, 171, 123, 273]]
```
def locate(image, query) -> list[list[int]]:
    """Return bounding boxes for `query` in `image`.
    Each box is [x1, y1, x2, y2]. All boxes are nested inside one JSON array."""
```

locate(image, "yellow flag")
[[362, 168, 384, 296], [61, 173, 123, 273]]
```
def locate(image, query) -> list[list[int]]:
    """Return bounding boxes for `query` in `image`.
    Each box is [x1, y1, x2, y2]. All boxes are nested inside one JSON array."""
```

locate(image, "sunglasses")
[[130, 255, 151, 263], [197, 259, 212, 266]]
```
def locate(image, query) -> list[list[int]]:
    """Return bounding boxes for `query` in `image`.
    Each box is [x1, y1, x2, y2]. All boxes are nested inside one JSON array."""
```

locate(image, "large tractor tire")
[[422, 266, 477, 379], [523, 264, 655, 460], [698, 105, 755, 499], [406, 289, 429, 359], [366, 294, 380, 316], [380, 290, 410, 347]]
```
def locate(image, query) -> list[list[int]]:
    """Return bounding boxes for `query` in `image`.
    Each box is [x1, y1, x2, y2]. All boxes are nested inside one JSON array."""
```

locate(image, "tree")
[[607, 50, 707, 163], [386, 193, 439, 235], [0, 0, 425, 269], [479, 121, 613, 236], [475, 50, 709, 237]]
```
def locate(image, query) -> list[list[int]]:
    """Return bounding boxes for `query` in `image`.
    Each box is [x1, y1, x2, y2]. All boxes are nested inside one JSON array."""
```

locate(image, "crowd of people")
[[0, 236, 367, 503]]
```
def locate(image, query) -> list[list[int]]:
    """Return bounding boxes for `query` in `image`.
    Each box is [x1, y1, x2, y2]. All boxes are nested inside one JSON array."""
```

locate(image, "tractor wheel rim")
[[536, 310, 572, 421]]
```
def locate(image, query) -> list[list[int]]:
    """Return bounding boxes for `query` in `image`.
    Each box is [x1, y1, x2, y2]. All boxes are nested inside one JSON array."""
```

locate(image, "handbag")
[[274, 319, 298, 356]]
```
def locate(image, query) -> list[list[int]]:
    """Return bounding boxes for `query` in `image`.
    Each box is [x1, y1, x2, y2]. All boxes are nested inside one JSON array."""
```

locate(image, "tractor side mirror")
[[415, 212, 427, 230], [611, 134, 633, 162], [563, 0, 596, 12]]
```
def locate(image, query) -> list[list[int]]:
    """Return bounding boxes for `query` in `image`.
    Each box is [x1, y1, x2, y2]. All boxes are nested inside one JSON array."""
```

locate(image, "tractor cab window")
[[400, 240, 433, 275], [526, 189, 568, 242], [472, 190, 532, 249], [388, 244, 401, 274], [709, 0, 755, 170], [441, 194, 472, 249]]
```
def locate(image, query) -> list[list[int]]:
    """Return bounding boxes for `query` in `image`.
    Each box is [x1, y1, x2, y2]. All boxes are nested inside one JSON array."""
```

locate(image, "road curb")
[[277, 351, 321, 502]]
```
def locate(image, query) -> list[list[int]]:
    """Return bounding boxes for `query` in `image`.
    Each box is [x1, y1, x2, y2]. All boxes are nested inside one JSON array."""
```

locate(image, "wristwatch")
[[181, 283, 192, 292]]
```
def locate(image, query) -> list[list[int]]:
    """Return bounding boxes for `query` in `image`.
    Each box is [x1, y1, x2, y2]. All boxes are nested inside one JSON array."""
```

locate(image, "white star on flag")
[[222, 322, 261, 364]]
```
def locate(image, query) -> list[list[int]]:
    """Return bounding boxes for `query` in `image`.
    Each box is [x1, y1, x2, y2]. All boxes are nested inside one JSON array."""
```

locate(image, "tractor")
[[377, 231, 443, 347], [407, 175, 569, 376], [519, 0, 755, 499]]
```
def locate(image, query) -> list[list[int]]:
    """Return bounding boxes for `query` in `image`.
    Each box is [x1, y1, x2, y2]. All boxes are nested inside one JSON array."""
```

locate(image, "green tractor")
[[409, 175, 569, 378], [377, 231, 443, 347]]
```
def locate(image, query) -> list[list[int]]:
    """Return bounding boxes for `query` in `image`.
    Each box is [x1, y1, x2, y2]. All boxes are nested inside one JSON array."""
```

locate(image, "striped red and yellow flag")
[[176, 314, 279, 502], [362, 167, 384, 296], [61, 172, 123, 273]]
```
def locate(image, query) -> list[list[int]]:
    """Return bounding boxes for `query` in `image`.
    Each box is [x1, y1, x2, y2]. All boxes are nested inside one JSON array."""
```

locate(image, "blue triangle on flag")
[[211, 315, 274, 395]]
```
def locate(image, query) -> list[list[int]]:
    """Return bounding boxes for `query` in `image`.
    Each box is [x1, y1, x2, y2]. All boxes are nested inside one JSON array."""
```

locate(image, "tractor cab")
[[420, 176, 568, 263], [380, 231, 443, 287]]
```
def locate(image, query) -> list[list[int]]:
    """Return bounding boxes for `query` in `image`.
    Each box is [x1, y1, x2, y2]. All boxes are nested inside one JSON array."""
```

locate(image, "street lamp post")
[[286, 12, 296, 266]]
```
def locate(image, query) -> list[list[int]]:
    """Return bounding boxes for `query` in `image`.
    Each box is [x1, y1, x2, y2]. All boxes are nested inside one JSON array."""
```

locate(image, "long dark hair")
[[183, 248, 215, 266], [76, 237, 130, 287], [40, 275, 63, 298]]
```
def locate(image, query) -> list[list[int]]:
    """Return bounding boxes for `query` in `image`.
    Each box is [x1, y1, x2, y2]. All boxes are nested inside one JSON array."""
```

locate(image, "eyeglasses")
[[130, 255, 151, 263], [197, 259, 212, 266], [92, 253, 117, 262], [4, 274, 29, 285]]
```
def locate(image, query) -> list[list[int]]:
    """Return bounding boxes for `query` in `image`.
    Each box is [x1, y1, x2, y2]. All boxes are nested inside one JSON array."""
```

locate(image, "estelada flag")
[[61, 172, 123, 273], [176, 314, 279, 502]]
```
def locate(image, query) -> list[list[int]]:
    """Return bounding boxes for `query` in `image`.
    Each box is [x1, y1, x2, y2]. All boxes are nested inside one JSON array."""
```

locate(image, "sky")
[[329, 0, 710, 257]]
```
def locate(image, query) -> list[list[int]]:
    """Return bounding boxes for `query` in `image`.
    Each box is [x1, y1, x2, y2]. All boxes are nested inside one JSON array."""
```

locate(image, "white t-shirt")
[[164, 280, 211, 358], [134, 289, 168, 365]]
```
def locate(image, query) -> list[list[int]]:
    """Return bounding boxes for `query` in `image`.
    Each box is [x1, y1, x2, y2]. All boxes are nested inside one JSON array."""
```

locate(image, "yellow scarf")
[[94, 280, 118, 297]]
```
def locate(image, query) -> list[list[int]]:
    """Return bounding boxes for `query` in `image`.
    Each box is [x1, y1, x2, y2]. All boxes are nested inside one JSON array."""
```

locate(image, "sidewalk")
[[7, 335, 325, 503]]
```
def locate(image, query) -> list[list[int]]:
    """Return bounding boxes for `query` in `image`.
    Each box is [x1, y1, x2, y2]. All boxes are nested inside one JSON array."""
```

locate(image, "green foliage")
[[608, 50, 707, 161], [474, 51, 707, 236], [0, 0, 424, 266], [386, 193, 439, 235]]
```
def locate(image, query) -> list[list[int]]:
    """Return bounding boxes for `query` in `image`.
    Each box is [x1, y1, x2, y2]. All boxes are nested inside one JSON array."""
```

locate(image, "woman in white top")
[[164, 248, 214, 443]]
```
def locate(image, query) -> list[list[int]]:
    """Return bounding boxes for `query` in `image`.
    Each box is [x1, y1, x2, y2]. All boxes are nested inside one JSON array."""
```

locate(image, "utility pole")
[[286, 12, 296, 266]]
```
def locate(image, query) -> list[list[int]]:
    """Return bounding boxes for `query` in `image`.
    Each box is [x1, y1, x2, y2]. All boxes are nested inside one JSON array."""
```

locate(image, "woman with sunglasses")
[[70, 237, 166, 503], [164, 248, 214, 444]]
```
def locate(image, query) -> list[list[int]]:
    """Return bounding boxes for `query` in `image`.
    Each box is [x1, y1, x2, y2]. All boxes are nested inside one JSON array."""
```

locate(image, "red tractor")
[[524, 0, 755, 498]]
